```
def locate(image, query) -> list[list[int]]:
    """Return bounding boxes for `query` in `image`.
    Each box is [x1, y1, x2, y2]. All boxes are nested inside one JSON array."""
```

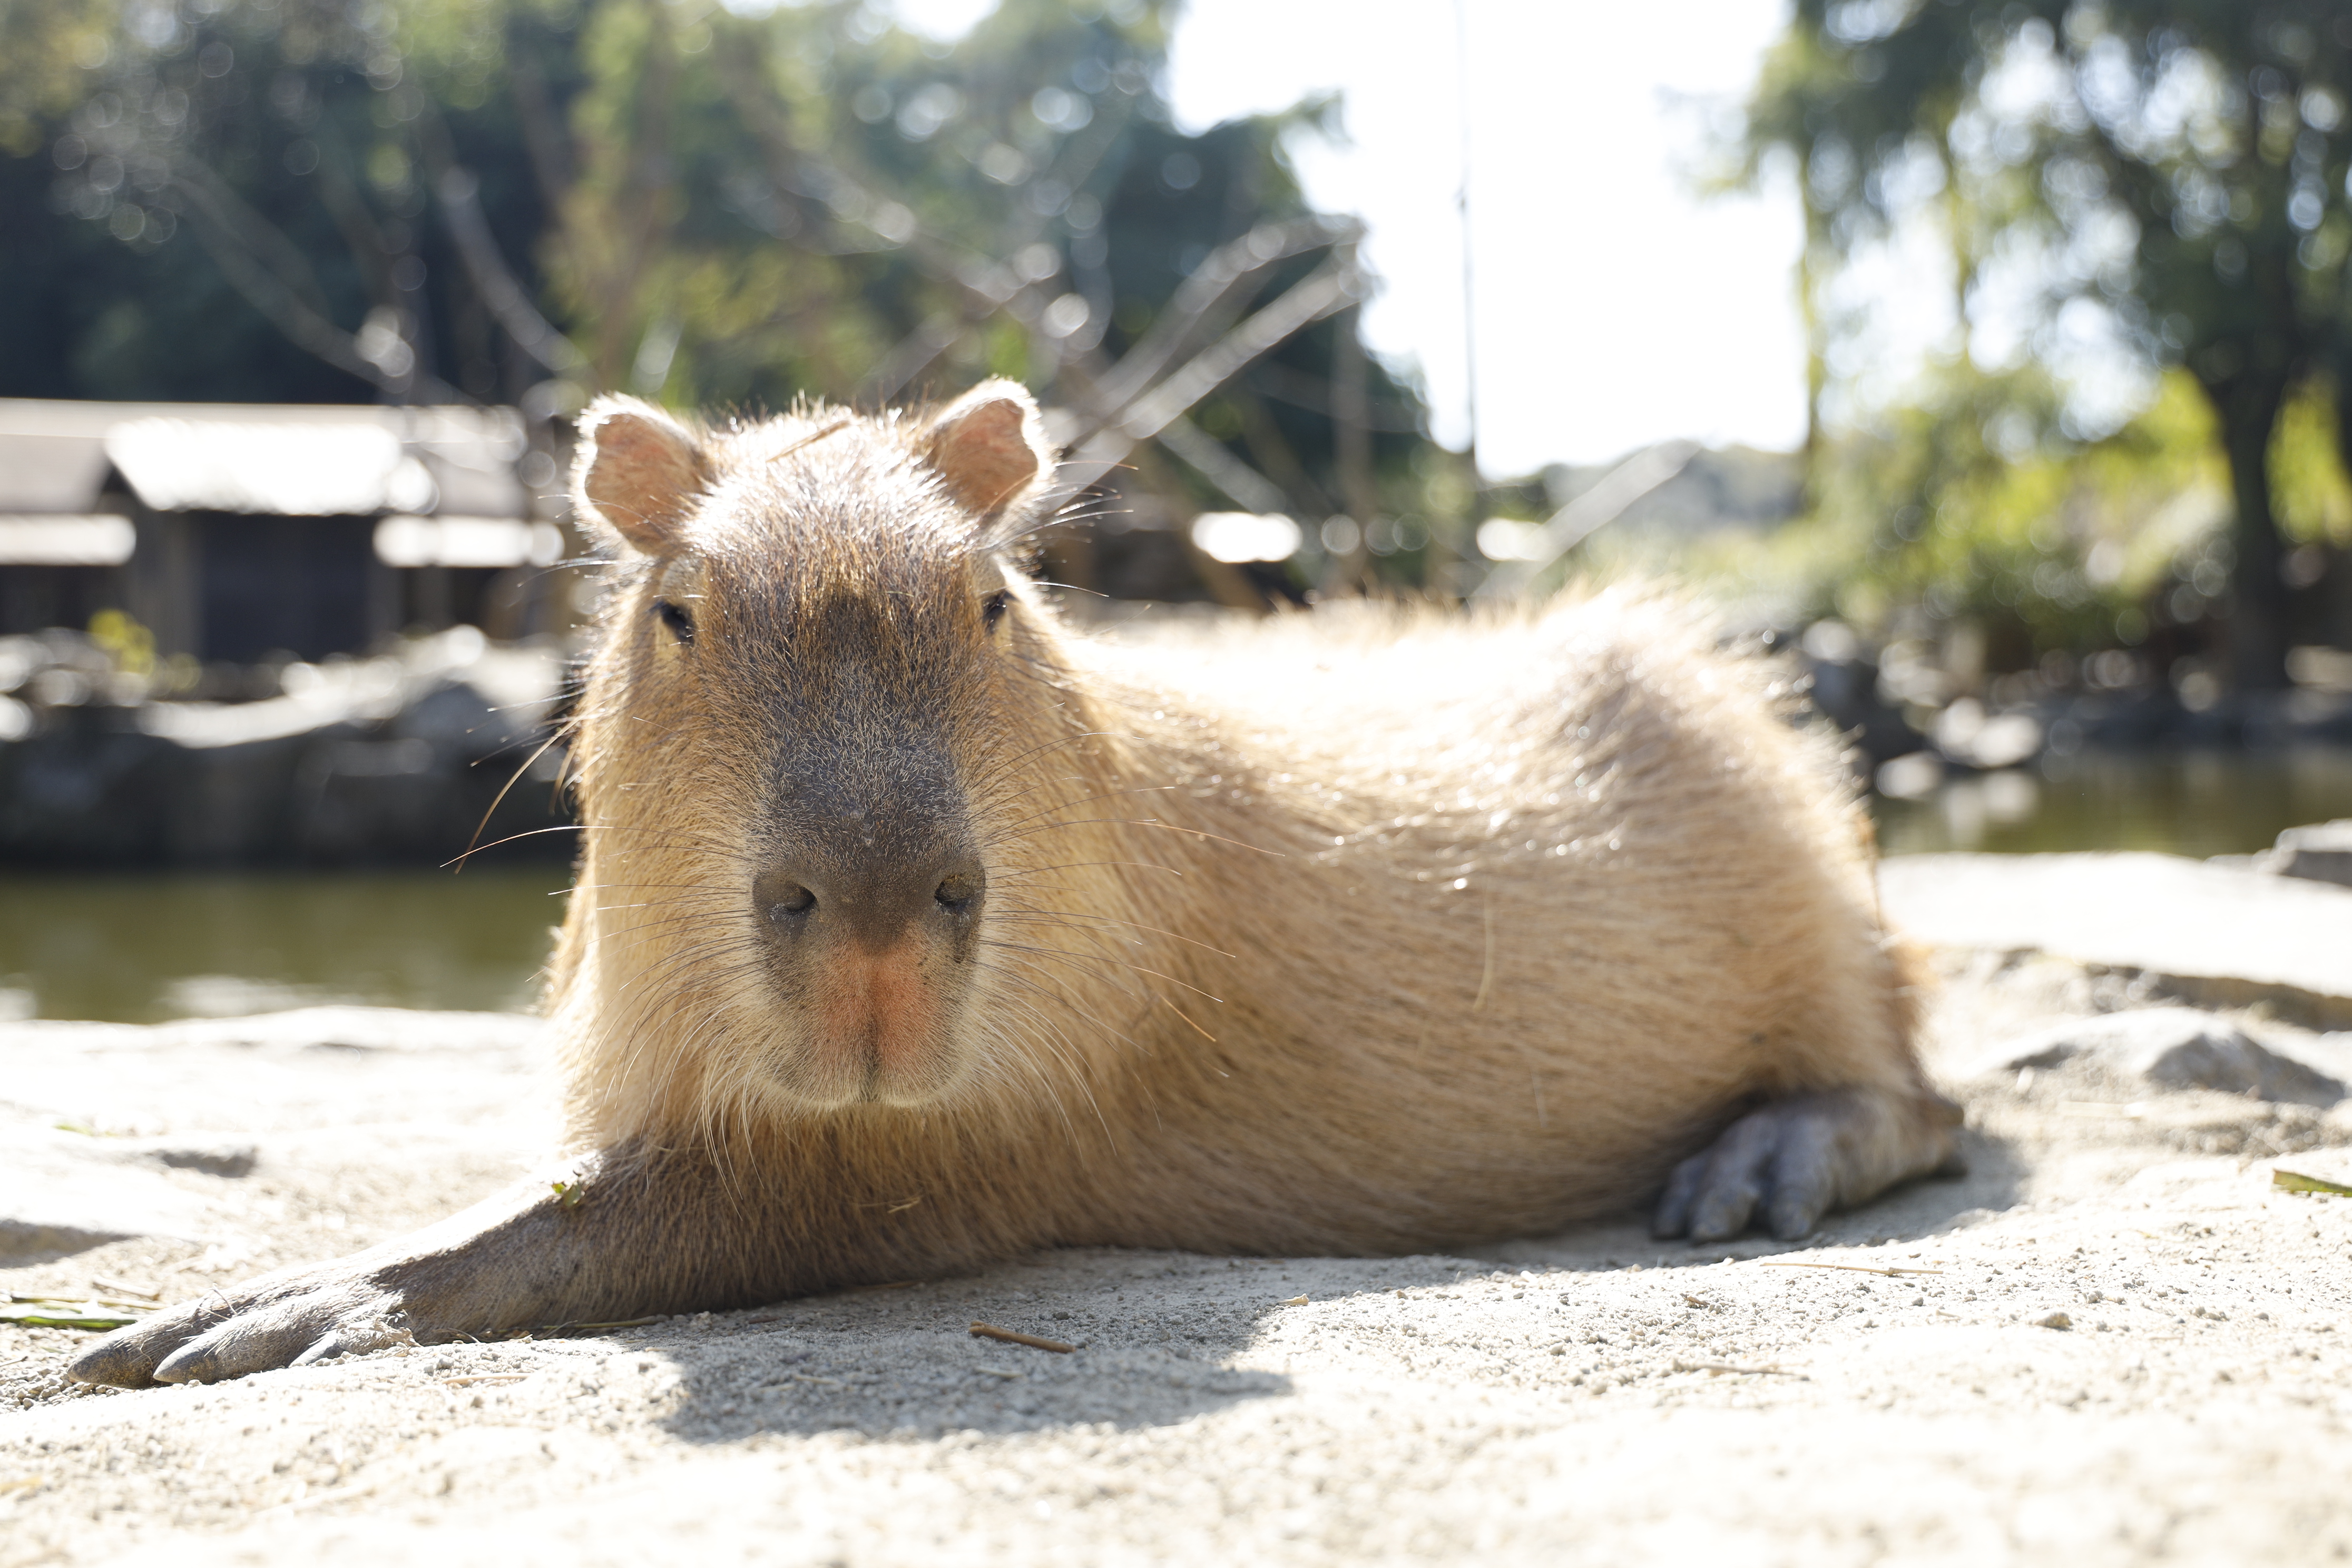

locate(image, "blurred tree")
[[1745, 0, 2352, 689], [0, 0, 1435, 599], [1799, 363, 2226, 650]]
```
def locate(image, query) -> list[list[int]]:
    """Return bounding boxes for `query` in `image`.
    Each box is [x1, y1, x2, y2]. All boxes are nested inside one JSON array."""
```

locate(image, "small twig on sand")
[[441, 1374, 529, 1387], [259, 1480, 378, 1517], [540, 1317, 661, 1334], [160, 1245, 252, 1278], [1671, 1359, 1806, 1378], [969, 1321, 1076, 1354], [1757, 1261, 1944, 1278], [86, 1278, 159, 1301]]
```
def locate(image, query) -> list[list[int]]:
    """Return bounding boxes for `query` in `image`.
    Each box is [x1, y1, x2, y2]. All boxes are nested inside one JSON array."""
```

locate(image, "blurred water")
[[1871, 747, 2352, 858], [0, 868, 566, 1024], [3, 750, 2348, 1022]]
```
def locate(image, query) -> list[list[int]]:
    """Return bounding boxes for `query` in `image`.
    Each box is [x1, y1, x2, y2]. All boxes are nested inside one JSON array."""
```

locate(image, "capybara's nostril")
[[932, 854, 984, 917], [755, 869, 818, 928]]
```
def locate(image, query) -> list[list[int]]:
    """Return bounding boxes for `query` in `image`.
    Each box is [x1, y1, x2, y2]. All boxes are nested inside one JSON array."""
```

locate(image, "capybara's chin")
[[746, 929, 982, 1109], [747, 1006, 976, 1112]]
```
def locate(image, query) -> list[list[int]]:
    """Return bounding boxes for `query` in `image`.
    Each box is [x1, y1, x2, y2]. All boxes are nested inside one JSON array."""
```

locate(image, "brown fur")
[[546, 398, 1937, 1259], [69, 384, 1957, 1388]]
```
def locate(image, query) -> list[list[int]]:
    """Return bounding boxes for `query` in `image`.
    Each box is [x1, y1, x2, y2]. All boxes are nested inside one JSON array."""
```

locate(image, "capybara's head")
[[565, 382, 1080, 1116]]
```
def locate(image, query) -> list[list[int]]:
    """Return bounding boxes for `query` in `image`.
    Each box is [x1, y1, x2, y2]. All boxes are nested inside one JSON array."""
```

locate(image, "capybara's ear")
[[573, 396, 707, 554], [925, 379, 1054, 521]]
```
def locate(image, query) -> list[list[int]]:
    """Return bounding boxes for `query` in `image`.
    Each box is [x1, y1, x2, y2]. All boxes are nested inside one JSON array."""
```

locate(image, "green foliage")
[[2272, 376, 2352, 544], [1815, 367, 2226, 645], [1652, 366, 2233, 661], [1740, 0, 2352, 684]]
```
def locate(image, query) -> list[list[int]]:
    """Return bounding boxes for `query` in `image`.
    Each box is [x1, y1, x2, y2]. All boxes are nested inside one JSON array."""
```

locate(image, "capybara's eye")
[[982, 591, 1011, 632], [654, 599, 695, 645]]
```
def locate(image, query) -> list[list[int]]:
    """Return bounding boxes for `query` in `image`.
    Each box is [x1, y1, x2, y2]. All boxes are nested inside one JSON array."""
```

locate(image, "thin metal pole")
[[1454, 0, 1479, 486]]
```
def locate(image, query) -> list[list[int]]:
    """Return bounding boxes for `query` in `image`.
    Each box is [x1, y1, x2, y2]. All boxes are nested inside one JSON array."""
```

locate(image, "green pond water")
[[1871, 747, 2352, 857], [0, 867, 568, 1025], [4, 748, 2349, 1024]]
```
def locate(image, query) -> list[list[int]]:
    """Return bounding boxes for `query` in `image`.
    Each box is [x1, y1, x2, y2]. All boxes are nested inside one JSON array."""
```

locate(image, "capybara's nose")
[[753, 845, 984, 949]]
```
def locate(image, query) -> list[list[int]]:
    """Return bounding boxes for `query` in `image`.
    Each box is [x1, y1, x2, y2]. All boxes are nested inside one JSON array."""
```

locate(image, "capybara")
[[73, 380, 1959, 1387]]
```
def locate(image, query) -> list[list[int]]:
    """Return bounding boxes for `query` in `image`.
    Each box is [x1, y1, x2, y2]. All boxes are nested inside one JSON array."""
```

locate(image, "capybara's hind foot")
[[1651, 1086, 1966, 1243]]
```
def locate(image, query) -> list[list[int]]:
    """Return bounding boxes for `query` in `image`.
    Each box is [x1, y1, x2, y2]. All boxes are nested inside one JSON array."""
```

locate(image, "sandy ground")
[[3, 854, 2351, 1566]]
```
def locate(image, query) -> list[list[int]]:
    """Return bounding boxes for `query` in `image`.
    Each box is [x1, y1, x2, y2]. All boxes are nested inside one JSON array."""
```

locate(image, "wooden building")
[[0, 400, 558, 660]]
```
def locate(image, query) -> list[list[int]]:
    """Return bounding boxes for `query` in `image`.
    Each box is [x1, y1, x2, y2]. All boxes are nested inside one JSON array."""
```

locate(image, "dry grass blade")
[[1756, 1261, 1944, 1278], [2274, 1169, 2352, 1196], [441, 1374, 530, 1386], [12, 1291, 157, 1310], [969, 1320, 1076, 1354], [0, 1301, 142, 1330]]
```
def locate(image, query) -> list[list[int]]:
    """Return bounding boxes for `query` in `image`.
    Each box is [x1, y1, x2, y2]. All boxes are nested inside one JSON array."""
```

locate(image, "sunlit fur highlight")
[[543, 396, 1946, 1279]]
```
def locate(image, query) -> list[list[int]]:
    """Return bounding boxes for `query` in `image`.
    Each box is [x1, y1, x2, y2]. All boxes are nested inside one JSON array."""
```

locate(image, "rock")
[[2134, 1027, 2341, 1104], [1965, 1009, 2345, 1105], [0, 671, 569, 868], [2034, 1312, 2073, 1330], [1881, 852, 2352, 1030], [0, 1009, 550, 1261], [0, 1128, 238, 1261], [127, 1139, 259, 1178], [2262, 820, 2352, 889]]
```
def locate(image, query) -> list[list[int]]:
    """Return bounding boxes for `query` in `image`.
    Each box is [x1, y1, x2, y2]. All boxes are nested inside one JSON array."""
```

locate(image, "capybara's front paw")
[[1651, 1086, 1965, 1243], [68, 1261, 414, 1388]]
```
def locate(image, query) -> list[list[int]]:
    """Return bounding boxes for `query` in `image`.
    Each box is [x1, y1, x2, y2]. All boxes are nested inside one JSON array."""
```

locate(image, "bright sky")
[[894, 0, 1812, 475]]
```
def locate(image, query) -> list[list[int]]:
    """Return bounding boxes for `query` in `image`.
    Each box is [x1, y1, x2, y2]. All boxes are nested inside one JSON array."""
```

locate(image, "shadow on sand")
[[635, 1126, 2021, 1448]]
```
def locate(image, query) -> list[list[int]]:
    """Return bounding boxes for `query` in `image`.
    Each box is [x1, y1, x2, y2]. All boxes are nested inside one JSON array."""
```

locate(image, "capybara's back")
[[73, 381, 1959, 1389], [997, 595, 1945, 1251]]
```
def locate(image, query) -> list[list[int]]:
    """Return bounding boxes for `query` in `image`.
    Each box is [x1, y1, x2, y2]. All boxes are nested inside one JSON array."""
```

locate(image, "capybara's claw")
[[70, 1267, 404, 1387], [1652, 1086, 1964, 1243], [68, 1293, 237, 1388], [153, 1299, 347, 1385], [66, 1331, 167, 1389]]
